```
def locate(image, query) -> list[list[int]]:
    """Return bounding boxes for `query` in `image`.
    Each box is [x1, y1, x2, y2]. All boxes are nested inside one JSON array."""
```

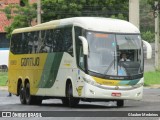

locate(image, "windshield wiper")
[[103, 59, 114, 75], [104, 51, 116, 75]]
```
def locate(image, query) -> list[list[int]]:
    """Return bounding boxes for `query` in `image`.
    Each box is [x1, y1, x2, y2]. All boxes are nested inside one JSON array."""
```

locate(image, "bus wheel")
[[117, 100, 124, 107], [61, 98, 69, 106], [19, 84, 26, 104], [34, 96, 43, 105], [25, 83, 34, 105], [66, 82, 79, 107]]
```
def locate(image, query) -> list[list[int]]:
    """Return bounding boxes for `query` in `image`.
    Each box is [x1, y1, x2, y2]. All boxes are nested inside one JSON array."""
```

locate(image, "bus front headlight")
[[132, 82, 144, 88], [83, 77, 96, 86]]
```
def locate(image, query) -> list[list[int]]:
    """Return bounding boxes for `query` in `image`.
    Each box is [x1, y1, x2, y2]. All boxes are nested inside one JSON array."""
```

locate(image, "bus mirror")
[[142, 40, 152, 59], [78, 36, 89, 55]]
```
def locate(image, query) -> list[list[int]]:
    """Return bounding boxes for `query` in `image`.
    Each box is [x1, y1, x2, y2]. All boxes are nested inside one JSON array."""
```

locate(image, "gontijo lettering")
[[21, 57, 40, 66]]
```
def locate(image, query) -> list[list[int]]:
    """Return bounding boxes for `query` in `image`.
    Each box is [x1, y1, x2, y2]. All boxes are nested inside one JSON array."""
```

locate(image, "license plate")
[[111, 92, 121, 97]]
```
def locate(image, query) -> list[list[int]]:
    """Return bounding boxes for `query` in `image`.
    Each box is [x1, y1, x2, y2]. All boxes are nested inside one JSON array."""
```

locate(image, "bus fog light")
[[89, 89, 95, 95], [133, 83, 144, 88], [136, 92, 141, 96], [83, 77, 96, 86]]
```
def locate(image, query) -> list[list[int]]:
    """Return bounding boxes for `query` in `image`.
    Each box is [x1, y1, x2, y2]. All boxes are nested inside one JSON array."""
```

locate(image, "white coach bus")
[[0, 38, 9, 71], [8, 17, 151, 107]]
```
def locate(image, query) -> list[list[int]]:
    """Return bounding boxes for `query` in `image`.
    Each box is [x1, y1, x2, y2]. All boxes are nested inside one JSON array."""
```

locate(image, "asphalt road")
[[0, 88, 160, 120]]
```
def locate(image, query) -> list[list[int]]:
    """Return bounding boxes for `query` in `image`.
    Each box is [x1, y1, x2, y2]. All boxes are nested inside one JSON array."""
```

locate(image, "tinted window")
[[63, 27, 73, 55], [11, 33, 22, 54], [11, 26, 73, 55], [75, 27, 84, 70]]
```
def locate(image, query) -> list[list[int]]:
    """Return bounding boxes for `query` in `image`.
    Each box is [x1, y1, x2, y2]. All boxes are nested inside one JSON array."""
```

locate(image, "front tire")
[[117, 100, 124, 107], [25, 83, 42, 105], [61, 98, 69, 106], [66, 82, 79, 107]]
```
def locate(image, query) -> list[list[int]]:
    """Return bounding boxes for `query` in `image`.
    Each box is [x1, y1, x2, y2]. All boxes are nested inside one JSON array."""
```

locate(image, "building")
[[0, 0, 36, 67], [0, 0, 36, 49]]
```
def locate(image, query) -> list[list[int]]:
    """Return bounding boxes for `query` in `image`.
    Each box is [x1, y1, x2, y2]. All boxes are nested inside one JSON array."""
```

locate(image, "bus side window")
[[64, 26, 73, 56], [79, 45, 85, 70], [52, 29, 57, 52], [23, 33, 28, 54], [45, 30, 53, 53], [33, 31, 39, 53], [58, 29, 63, 52], [54, 29, 63, 52], [16, 33, 22, 54], [21, 33, 25, 54], [11, 34, 17, 54], [75, 26, 85, 70], [27, 32, 34, 54], [39, 30, 45, 53]]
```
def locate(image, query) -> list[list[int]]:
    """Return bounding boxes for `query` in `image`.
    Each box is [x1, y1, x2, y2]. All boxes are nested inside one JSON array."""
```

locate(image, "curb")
[[0, 86, 8, 91], [147, 85, 160, 89]]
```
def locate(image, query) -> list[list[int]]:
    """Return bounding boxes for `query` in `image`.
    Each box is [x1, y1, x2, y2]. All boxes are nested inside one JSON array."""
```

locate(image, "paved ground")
[[0, 88, 160, 120]]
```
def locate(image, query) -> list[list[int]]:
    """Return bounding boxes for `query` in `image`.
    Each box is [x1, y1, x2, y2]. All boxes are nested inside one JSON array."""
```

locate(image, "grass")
[[144, 71, 160, 86], [0, 72, 8, 86]]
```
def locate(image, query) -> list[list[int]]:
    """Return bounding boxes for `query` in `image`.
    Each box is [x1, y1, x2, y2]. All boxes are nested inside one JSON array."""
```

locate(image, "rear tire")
[[66, 82, 79, 107], [34, 96, 43, 105], [25, 83, 35, 105], [25, 83, 43, 105], [117, 100, 124, 107], [19, 84, 26, 104]]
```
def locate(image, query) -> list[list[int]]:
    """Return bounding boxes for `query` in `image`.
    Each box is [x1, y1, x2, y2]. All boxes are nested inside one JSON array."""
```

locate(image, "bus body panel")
[[8, 52, 47, 95], [8, 17, 145, 104], [83, 83, 143, 100], [81, 76, 144, 100], [0, 49, 9, 66], [8, 52, 76, 96]]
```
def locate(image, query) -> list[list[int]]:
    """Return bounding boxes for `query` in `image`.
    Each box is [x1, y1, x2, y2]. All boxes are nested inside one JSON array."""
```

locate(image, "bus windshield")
[[86, 31, 143, 77]]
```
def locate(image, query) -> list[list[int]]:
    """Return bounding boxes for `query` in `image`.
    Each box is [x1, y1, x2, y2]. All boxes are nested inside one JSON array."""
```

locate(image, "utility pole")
[[129, 0, 139, 28], [37, 0, 41, 24], [154, 1, 160, 70]]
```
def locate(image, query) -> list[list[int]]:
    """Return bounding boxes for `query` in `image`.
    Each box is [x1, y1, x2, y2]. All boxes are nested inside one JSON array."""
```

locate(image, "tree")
[[3, 0, 129, 37], [41, 0, 82, 22], [140, 0, 155, 42], [3, 3, 36, 38], [41, 0, 129, 22], [140, 0, 154, 30]]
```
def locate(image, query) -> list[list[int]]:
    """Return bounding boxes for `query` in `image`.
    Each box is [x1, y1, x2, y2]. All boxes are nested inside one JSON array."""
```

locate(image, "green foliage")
[[3, 0, 128, 37], [140, 0, 155, 43], [41, 0, 128, 22], [0, 72, 8, 86], [147, 0, 160, 6], [140, 0, 154, 32], [111, 13, 127, 20], [141, 31, 155, 43], [42, 0, 82, 22], [144, 71, 160, 86], [3, 4, 36, 38]]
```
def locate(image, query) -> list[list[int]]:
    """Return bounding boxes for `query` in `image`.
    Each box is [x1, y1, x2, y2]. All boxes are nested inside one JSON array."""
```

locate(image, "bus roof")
[[12, 17, 140, 34]]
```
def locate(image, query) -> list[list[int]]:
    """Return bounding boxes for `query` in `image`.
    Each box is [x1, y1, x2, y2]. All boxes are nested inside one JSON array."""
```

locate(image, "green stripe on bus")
[[128, 79, 140, 85], [119, 79, 140, 86], [38, 53, 63, 88]]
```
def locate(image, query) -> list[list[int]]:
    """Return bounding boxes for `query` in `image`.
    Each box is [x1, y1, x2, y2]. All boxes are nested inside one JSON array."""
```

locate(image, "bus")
[[8, 17, 152, 107], [0, 36, 9, 71]]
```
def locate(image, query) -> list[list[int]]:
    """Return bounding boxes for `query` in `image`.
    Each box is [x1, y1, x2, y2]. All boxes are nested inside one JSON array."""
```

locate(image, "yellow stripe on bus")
[[92, 76, 120, 86]]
